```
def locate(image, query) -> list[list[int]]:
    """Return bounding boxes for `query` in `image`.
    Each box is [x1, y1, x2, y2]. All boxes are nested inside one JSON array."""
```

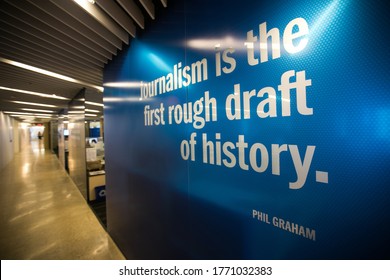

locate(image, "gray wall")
[[0, 112, 14, 171]]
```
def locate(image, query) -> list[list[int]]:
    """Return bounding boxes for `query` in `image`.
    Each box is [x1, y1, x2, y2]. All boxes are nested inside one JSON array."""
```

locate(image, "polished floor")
[[0, 140, 125, 260]]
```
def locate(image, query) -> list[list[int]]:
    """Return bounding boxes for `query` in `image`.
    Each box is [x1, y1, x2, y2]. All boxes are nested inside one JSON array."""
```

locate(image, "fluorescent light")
[[11, 101, 57, 108], [85, 101, 104, 107], [85, 113, 97, 117], [11, 115, 53, 119], [22, 108, 54, 113], [85, 109, 99, 113], [0, 86, 69, 100], [5, 111, 53, 117], [4, 111, 34, 115], [0, 57, 103, 92]]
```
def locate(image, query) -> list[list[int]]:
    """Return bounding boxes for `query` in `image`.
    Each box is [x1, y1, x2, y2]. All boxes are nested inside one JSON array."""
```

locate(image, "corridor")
[[0, 140, 125, 260]]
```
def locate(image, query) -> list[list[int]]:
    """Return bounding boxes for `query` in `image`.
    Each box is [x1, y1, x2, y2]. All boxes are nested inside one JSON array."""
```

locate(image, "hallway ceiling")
[[0, 0, 167, 122]]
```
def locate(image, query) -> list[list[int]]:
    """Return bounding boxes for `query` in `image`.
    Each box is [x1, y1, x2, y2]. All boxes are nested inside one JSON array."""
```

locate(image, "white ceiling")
[[0, 0, 167, 122]]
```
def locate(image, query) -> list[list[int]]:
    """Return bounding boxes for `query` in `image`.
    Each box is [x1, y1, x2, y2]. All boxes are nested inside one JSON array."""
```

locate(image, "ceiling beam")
[[5, 0, 113, 60], [160, 0, 167, 8], [1, 1, 109, 64], [50, 0, 124, 49], [116, 0, 145, 29], [95, 0, 136, 38], [26, 0, 118, 55], [0, 18, 104, 68], [71, 0, 129, 43], [139, 0, 155, 20]]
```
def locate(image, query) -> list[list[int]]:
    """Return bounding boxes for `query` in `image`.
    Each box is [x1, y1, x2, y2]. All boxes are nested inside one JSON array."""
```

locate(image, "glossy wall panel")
[[104, 0, 390, 259], [68, 91, 87, 200]]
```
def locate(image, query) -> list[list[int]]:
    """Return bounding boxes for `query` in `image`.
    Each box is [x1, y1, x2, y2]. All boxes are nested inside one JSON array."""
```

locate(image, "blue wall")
[[104, 0, 390, 259]]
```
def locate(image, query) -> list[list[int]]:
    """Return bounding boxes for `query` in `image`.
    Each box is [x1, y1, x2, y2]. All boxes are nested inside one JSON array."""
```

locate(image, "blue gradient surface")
[[104, 0, 390, 259]]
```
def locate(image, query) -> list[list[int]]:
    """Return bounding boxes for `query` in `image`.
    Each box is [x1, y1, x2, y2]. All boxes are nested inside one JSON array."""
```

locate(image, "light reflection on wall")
[[148, 53, 172, 72], [310, 0, 345, 39]]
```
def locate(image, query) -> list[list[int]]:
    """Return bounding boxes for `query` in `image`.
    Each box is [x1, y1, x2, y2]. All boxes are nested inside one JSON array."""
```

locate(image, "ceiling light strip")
[[0, 86, 68, 100], [85, 109, 99, 112], [21, 108, 54, 113], [0, 57, 103, 92], [85, 101, 104, 107], [4, 111, 54, 117], [11, 101, 57, 108]]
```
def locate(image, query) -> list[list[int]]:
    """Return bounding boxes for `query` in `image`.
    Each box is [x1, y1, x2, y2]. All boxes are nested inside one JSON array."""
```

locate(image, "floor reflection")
[[31, 139, 45, 155], [0, 135, 125, 260]]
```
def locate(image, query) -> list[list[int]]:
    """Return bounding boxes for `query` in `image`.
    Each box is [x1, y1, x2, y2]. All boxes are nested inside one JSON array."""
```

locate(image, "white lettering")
[[140, 59, 209, 99], [199, 133, 316, 189]]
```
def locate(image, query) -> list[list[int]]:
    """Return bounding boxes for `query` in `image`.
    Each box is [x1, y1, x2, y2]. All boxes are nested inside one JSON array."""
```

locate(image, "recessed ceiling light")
[[11, 101, 57, 108], [0, 57, 103, 92], [85, 101, 104, 107], [11, 115, 53, 119], [21, 108, 55, 113], [4, 111, 53, 117], [0, 86, 68, 100], [85, 109, 100, 113]]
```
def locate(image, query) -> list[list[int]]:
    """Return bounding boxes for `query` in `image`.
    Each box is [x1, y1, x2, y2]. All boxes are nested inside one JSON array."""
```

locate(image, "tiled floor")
[[0, 140, 125, 260]]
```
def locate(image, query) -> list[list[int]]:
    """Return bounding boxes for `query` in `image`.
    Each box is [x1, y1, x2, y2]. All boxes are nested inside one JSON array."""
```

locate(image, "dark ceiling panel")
[[0, 0, 167, 122], [28, 0, 118, 55], [50, 0, 125, 49], [0, 3, 105, 67], [5, 0, 113, 60], [0, 14, 105, 69]]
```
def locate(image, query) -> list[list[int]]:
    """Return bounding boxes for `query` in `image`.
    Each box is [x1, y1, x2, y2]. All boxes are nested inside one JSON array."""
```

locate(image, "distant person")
[[89, 138, 97, 147]]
